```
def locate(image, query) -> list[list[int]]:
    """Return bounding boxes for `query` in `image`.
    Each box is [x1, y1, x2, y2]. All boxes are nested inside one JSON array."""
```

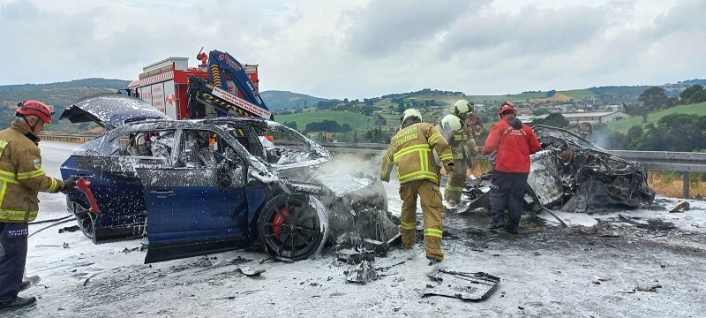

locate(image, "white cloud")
[[0, 0, 702, 100]]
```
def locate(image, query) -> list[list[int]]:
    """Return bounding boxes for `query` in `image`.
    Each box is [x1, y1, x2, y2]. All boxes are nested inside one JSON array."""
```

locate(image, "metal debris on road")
[[668, 201, 690, 213], [344, 260, 378, 284], [422, 270, 500, 301]]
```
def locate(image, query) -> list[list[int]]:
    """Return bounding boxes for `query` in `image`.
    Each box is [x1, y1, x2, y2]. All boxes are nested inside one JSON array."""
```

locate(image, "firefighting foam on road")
[[9, 140, 706, 317]]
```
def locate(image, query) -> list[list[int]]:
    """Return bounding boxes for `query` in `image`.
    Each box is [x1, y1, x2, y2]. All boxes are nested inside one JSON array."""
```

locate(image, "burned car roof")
[[460, 124, 655, 214], [59, 94, 398, 264]]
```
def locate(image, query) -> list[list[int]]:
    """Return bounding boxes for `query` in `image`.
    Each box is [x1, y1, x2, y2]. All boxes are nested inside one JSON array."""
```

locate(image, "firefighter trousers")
[[398, 179, 444, 261], [489, 172, 529, 230], [0, 222, 28, 303], [444, 158, 468, 204]]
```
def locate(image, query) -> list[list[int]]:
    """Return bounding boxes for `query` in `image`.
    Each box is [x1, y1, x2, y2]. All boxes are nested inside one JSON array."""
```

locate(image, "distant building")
[[561, 111, 628, 124]]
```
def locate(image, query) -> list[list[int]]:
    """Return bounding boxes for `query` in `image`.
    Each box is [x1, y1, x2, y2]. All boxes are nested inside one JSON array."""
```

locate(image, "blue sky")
[[0, 0, 703, 99]]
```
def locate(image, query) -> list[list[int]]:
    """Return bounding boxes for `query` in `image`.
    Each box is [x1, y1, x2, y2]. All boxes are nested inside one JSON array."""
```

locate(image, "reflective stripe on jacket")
[[0, 122, 64, 222], [381, 123, 453, 184]]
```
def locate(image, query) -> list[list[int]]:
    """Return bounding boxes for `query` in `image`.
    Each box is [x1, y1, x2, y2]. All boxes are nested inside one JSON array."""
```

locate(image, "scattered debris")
[[82, 272, 100, 286], [62, 242, 70, 249], [337, 248, 375, 264], [599, 232, 620, 238], [668, 201, 690, 213], [236, 263, 265, 277], [375, 260, 407, 272], [422, 270, 500, 301], [345, 260, 378, 284], [231, 256, 253, 264], [628, 284, 662, 293], [58, 225, 80, 233], [122, 247, 140, 254]]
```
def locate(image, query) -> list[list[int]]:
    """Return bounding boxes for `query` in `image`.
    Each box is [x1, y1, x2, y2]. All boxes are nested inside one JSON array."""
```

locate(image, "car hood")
[[60, 93, 171, 129]]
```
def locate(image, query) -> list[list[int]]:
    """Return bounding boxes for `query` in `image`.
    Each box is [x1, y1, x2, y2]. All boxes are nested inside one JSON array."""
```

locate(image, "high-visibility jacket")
[[381, 122, 453, 184], [436, 118, 478, 160], [0, 122, 64, 222]]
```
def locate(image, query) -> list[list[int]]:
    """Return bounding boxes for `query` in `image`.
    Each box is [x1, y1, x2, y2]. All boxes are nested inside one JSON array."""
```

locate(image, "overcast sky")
[[0, 0, 703, 99]]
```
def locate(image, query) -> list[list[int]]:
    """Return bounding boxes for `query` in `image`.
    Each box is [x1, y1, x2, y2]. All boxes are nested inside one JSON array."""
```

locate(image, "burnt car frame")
[[461, 124, 655, 214], [59, 94, 398, 263]]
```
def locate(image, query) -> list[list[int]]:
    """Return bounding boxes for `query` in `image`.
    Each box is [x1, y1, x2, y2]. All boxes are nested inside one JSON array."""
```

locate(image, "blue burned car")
[[59, 94, 398, 263]]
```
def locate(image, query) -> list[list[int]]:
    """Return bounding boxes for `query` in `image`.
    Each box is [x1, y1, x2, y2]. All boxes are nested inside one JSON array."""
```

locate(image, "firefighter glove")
[[444, 161, 455, 174], [380, 174, 390, 183], [60, 178, 78, 194]]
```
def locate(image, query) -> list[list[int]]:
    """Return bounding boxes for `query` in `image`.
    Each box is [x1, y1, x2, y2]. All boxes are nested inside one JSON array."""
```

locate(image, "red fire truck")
[[124, 48, 272, 120]]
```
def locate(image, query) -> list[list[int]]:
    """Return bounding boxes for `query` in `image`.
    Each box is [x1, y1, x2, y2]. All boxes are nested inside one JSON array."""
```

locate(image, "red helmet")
[[498, 101, 516, 115], [16, 100, 54, 123]]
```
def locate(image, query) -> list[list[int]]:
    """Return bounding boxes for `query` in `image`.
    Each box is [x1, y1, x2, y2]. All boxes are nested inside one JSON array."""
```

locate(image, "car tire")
[[257, 193, 328, 261], [67, 197, 96, 242]]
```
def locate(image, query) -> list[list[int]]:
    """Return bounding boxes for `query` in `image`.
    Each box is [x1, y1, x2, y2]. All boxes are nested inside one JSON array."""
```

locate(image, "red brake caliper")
[[272, 205, 290, 241]]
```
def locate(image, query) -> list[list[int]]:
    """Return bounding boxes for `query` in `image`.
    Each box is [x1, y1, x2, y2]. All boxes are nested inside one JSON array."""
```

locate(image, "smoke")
[[320, 153, 387, 180], [588, 132, 613, 150]]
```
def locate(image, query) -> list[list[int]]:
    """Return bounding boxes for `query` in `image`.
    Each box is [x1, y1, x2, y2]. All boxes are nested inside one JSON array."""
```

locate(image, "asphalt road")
[[11, 141, 706, 317]]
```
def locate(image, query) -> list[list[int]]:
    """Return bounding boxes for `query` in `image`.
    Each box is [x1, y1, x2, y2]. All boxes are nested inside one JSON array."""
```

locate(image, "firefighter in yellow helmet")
[[380, 109, 454, 264], [440, 100, 478, 206]]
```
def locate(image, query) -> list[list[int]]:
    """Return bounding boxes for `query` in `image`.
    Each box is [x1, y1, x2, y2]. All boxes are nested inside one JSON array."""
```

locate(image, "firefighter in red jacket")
[[0, 101, 77, 312], [380, 109, 454, 264], [482, 102, 541, 234]]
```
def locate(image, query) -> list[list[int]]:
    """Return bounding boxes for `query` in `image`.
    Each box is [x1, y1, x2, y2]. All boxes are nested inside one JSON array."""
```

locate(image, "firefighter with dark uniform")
[[380, 109, 454, 264], [440, 100, 478, 205], [0, 100, 77, 312]]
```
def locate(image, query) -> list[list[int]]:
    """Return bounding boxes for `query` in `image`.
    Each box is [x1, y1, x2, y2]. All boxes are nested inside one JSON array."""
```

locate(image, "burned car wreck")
[[59, 94, 398, 263], [460, 124, 656, 214]]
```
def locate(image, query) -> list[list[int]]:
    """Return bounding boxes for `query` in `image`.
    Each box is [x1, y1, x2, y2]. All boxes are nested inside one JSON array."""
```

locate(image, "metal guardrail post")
[[684, 172, 690, 199]]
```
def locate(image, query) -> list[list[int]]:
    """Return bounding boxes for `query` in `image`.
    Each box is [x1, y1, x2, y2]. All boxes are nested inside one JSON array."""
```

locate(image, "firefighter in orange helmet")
[[0, 100, 77, 312], [380, 109, 454, 265]]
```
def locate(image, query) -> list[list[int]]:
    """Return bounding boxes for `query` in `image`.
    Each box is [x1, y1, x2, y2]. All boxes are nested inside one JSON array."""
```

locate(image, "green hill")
[[274, 111, 375, 131], [0, 78, 131, 128], [606, 102, 706, 133], [259, 90, 327, 112]]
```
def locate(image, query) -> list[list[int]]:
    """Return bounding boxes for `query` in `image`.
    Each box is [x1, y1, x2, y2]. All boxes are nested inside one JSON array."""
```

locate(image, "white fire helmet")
[[441, 114, 463, 132], [452, 99, 474, 115], [401, 108, 423, 123]]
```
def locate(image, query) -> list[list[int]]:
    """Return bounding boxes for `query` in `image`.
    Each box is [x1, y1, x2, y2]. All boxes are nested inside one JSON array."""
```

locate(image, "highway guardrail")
[[42, 133, 706, 198]]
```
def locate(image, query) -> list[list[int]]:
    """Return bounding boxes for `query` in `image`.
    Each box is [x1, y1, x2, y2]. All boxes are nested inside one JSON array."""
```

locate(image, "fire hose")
[[27, 178, 99, 238]]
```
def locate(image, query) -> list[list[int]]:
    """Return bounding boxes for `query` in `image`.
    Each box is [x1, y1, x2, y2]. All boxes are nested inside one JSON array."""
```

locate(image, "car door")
[[64, 128, 176, 242], [138, 128, 250, 264]]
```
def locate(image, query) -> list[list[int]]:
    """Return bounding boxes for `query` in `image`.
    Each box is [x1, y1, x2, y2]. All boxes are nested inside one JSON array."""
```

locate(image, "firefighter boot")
[[0, 296, 36, 312], [400, 229, 416, 249], [423, 234, 444, 262]]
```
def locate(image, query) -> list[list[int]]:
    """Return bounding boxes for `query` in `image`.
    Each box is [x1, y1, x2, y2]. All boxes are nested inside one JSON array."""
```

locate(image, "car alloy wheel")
[[257, 193, 326, 260]]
